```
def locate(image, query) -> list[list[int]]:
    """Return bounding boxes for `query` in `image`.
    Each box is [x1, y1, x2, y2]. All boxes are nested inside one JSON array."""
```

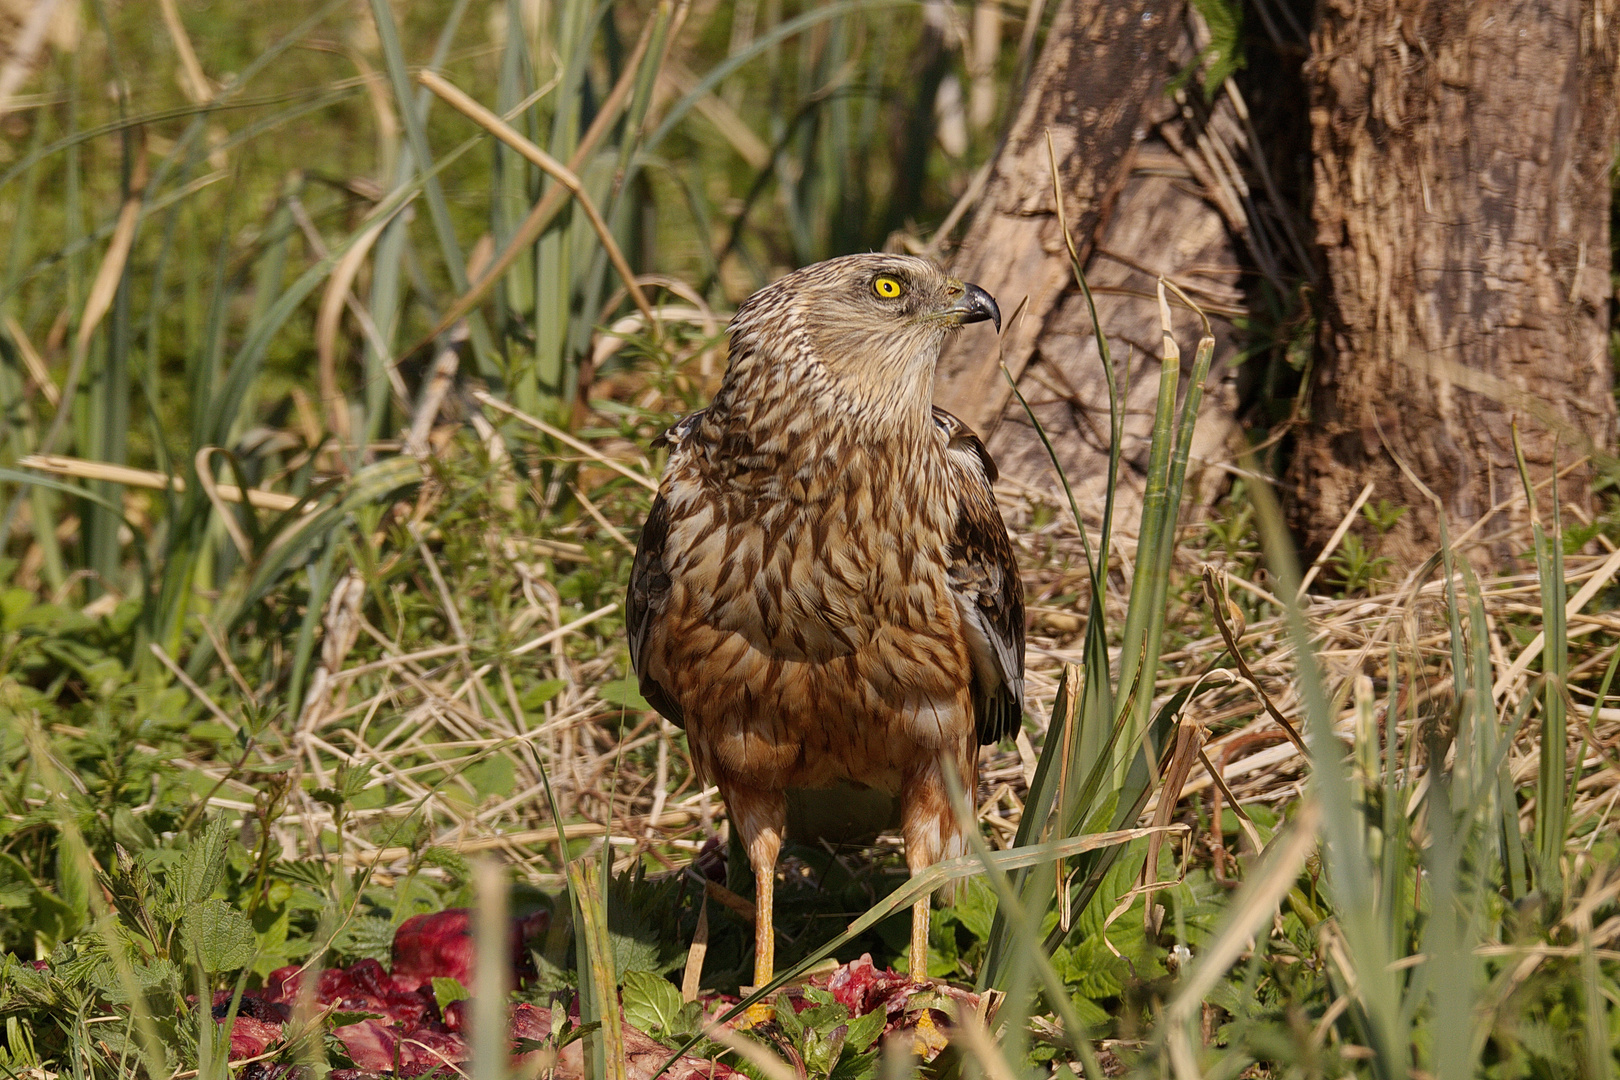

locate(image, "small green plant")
[[1328, 531, 1393, 596], [1325, 498, 1406, 596], [1361, 496, 1408, 535]]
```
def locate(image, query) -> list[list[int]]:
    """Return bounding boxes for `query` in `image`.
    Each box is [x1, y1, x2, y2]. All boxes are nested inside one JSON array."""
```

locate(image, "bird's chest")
[[662, 457, 957, 662]]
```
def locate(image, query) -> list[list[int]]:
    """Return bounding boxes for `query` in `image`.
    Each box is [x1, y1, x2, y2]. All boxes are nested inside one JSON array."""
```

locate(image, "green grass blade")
[[366, 0, 498, 378], [1248, 469, 1409, 1075], [1514, 427, 1568, 896]]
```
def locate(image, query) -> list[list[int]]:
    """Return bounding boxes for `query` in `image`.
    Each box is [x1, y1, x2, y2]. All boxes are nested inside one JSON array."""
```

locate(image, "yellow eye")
[[872, 275, 903, 299]]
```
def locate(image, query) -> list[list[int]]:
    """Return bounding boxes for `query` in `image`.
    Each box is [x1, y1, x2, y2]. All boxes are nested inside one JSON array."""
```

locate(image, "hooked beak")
[[942, 280, 1001, 332]]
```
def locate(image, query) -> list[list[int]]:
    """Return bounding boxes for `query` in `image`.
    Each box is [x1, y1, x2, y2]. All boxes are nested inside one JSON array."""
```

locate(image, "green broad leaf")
[[335, 762, 376, 801], [419, 847, 471, 881], [432, 976, 469, 1013], [519, 679, 567, 711], [250, 901, 295, 978], [621, 970, 683, 1037], [333, 915, 396, 963], [465, 754, 515, 799], [183, 898, 256, 973], [802, 1020, 846, 1076], [943, 876, 996, 941], [799, 1002, 850, 1032], [169, 817, 233, 907], [774, 994, 805, 1041], [328, 1010, 385, 1027], [0, 853, 38, 908], [842, 1007, 886, 1054], [111, 808, 156, 852], [598, 678, 650, 711], [1069, 993, 1110, 1029]]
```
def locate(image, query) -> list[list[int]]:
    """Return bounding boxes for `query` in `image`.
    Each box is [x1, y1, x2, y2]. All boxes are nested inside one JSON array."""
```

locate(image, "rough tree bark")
[[935, 0, 1271, 524], [1294, 0, 1617, 561]]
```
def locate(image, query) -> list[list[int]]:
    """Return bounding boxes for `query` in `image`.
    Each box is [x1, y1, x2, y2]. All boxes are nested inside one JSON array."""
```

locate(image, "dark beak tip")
[[964, 282, 1001, 332]]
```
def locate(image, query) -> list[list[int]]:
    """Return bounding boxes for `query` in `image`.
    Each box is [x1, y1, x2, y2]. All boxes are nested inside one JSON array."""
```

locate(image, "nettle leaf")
[[335, 762, 375, 802], [774, 997, 805, 1041], [554, 1018, 600, 1049], [621, 970, 683, 1037], [324, 1029, 358, 1067], [432, 976, 469, 1013], [91, 956, 181, 1003], [418, 847, 470, 887], [800, 1002, 850, 1032], [333, 915, 395, 963], [169, 817, 233, 908], [183, 899, 256, 973], [801, 1020, 846, 1076], [842, 1007, 886, 1054]]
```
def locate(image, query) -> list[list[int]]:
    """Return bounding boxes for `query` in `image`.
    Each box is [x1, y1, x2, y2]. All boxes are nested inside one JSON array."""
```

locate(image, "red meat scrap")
[[331, 1019, 467, 1076], [503, 1003, 743, 1080], [390, 908, 551, 992], [227, 1015, 285, 1060], [264, 959, 436, 1030], [813, 952, 987, 1061]]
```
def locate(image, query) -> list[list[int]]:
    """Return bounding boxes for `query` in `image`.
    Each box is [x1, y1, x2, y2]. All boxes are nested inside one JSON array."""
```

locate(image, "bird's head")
[[725, 254, 1001, 427]]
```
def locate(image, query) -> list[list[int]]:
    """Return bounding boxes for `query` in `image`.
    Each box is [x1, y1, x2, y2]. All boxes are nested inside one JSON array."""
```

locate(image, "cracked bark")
[[1293, 0, 1617, 563]]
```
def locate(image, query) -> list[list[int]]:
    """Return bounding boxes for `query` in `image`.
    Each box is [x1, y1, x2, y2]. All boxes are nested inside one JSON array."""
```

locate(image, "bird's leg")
[[725, 785, 785, 1026], [901, 754, 972, 983], [900, 751, 976, 1053], [909, 894, 931, 982]]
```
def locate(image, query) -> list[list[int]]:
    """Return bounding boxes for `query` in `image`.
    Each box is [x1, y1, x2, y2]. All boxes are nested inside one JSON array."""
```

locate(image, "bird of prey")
[[627, 253, 1024, 1017]]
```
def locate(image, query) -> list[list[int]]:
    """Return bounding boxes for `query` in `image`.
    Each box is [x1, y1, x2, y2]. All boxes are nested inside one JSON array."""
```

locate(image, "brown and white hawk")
[[627, 253, 1024, 1016]]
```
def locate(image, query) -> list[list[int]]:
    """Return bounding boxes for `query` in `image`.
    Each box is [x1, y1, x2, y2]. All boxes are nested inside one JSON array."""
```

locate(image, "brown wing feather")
[[934, 407, 1025, 745], [627, 412, 707, 729]]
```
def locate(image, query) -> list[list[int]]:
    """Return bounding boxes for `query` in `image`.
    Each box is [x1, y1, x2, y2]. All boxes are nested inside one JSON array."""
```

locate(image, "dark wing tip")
[[650, 407, 708, 452], [626, 493, 686, 729]]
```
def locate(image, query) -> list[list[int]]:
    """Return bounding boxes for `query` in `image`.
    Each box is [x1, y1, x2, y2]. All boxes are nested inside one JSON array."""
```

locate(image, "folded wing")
[[935, 407, 1026, 746]]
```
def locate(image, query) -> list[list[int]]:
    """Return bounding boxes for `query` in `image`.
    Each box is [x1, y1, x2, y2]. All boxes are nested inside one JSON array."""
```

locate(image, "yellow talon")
[[738, 1000, 774, 1028], [911, 1007, 949, 1059]]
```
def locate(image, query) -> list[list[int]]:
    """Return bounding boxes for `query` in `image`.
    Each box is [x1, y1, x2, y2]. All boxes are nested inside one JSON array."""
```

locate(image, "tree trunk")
[[1294, 0, 1617, 563], [934, 0, 1286, 524]]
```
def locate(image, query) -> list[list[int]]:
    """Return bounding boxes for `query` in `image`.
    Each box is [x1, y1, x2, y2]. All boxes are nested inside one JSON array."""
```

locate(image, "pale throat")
[[819, 331, 945, 438]]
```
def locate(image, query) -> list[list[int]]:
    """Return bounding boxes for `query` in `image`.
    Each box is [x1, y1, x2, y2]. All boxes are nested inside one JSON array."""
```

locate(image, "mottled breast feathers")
[[627, 405, 1024, 746]]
